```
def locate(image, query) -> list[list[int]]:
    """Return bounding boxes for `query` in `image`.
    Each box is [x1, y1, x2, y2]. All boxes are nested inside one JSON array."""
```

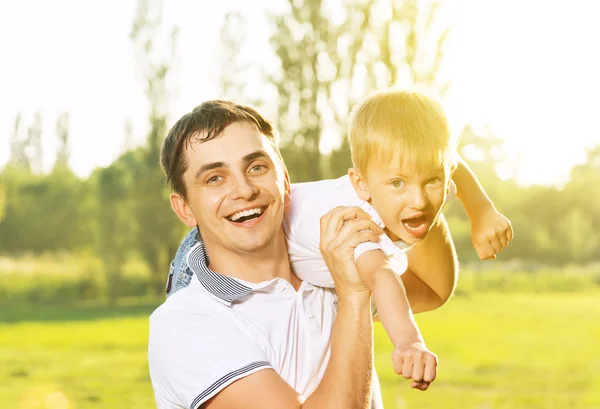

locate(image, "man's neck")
[[204, 237, 295, 286]]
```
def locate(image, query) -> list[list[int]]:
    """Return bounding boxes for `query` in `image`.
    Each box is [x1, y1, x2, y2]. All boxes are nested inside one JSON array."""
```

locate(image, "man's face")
[[361, 158, 450, 245], [177, 122, 289, 255]]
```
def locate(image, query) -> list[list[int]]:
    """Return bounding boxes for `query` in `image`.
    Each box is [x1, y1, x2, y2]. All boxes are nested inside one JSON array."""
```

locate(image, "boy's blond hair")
[[348, 90, 458, 175]]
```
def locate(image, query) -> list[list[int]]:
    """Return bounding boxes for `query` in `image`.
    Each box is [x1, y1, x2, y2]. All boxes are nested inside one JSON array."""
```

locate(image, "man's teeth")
[[229, 207, 263, 221]]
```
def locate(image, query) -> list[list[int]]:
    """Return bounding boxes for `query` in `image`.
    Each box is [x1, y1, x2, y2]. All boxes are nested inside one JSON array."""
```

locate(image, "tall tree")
[[55, 112, 70, 169], [256, 0, 450, 181], [9, 113, 29, 170], [27, 111, 43, 174], [326, 0, 450, 177], [267, 0, 331, 182], [131, 0, 184, 295], [95, 163, 133, 305], [216, 12, 249, 102]]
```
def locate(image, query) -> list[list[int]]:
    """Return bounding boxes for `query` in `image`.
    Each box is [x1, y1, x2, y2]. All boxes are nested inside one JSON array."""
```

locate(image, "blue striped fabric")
[[187, 242, 253, 305], [190, 361, 271, 409]]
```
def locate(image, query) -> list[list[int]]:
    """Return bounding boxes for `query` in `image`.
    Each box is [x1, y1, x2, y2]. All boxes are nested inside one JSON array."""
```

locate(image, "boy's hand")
[[392, 341, 438, 391], [470, 206, 513, 260]]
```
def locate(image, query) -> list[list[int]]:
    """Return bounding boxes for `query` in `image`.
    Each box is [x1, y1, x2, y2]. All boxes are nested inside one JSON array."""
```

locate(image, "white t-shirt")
[[149, 242, 384, 409], [284, 175, 455, 288]]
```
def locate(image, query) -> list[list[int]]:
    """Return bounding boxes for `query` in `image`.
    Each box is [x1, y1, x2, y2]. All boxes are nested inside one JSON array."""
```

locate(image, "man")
[[148, 100, 458, 409]]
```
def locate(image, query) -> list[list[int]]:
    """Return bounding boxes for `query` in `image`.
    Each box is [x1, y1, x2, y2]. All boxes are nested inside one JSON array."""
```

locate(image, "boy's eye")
[[428, 177, 443, 185], [391, 180, 405, 188]]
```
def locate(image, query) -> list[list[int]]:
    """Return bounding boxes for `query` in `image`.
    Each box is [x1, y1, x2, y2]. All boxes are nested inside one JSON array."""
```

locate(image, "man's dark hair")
[[160, 100, 282, 199]]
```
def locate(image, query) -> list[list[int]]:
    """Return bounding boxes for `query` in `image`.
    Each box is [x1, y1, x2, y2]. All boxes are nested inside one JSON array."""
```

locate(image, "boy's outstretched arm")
[[356, 252, 438, 391], [452, 156, 514, 260], [402, 214, 458, 313]]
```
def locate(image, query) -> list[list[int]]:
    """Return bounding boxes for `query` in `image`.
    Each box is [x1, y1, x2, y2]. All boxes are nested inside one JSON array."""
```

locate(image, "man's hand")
[[319, 206, 383, 297], [392, 341, 438, 391], [470, 205, 514, 260]]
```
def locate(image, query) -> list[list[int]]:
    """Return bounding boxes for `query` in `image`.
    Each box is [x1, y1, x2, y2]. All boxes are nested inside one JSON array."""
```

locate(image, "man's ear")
[[170, 193, 197, 228], [283, 167, 291, 195], [283, 167, 292, 212], [348, 167, 371, 202]]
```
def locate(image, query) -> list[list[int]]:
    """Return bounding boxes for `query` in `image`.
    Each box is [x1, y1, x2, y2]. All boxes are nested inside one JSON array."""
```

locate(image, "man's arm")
[[206, 207, 380, 409], [206, 292, 373, 409], [402, 213, 458, 314]]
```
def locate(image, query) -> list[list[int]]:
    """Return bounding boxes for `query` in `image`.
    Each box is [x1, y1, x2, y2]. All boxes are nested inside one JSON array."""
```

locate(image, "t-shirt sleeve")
[[354, 233, 408, 276], [352, 202, 408, 276], [284, 182, 338, 287], [149, 310, 273, 409]]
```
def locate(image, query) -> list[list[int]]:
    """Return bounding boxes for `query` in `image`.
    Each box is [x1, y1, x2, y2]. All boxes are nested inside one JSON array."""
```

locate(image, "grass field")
[[1, 293, 599, 409]]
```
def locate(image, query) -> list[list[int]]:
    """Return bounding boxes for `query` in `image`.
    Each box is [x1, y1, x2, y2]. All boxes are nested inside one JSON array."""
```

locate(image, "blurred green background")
[[1, 0, 599, 408]]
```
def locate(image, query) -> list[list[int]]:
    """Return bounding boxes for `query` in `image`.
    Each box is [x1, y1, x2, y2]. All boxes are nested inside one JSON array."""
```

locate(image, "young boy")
[[166, 90, 513, 391]]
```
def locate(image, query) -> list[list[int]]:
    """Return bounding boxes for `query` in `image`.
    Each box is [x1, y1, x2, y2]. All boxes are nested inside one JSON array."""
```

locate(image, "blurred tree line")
[[1, 0, 598, 303]]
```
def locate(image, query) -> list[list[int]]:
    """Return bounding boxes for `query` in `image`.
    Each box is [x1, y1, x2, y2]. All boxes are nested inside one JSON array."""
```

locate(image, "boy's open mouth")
[[401, 215, 430, 238], [226, 207, 266, 223]]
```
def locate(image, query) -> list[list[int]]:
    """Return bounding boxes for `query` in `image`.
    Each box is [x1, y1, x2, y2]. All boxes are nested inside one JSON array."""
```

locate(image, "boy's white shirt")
[[284, 175, 456, 288]]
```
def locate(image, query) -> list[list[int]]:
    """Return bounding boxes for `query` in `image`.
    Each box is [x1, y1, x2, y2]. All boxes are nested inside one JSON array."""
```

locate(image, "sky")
[[0, 0, 599, 187]]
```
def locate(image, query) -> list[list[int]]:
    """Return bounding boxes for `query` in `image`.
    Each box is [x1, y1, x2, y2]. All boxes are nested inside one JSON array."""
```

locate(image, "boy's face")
[[170, 122, 290, 256], [352, 157, 450, 245]]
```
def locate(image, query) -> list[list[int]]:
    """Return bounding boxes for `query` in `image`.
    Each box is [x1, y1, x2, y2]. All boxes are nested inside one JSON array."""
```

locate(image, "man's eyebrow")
[[195, 161, 226, 180], [193, 151, 270, 180], [243, 150, 270, 164]]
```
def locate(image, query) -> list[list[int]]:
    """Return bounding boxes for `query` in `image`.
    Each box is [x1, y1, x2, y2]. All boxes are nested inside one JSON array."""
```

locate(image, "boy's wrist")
[[462, 196, 495, 220], [393, 334, 426, 350]]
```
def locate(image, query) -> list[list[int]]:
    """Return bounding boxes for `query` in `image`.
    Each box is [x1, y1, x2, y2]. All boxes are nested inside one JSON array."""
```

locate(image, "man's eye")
[[391, 180, 405, 188], [207, 175, 222, 184], [250, 164, 267, 173]]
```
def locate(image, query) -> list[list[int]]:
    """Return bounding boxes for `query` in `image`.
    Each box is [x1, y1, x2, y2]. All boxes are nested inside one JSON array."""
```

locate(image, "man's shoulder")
[[150, 285, 230, 330]]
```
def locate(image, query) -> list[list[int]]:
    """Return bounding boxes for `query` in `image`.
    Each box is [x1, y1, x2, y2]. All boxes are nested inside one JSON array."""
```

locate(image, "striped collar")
[[186, 242, 253, 306]]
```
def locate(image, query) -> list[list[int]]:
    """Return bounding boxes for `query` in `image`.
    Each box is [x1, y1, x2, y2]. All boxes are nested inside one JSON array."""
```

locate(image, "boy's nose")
[[409, 187, 428, 210]]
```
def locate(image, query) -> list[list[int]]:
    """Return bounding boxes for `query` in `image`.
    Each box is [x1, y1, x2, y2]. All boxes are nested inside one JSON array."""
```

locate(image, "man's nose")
[[230, 174, 259, 200]]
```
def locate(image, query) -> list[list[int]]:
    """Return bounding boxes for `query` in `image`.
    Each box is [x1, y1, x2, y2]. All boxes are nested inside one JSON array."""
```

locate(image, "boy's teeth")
[[230, 207, 262, 221], [402, 216, 429, 237]]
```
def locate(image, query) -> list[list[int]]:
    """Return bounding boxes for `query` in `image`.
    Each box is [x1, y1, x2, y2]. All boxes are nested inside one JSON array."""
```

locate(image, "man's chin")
[[230, 236, 273, 253]]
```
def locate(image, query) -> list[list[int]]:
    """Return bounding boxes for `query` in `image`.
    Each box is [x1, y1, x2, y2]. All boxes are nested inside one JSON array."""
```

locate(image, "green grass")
[[1, 293, 599, 409], [378, 293, 600, 409]]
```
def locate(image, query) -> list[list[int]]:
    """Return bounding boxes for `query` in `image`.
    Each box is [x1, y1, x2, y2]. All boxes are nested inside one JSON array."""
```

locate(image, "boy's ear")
[[170, 193, 198, 228], [446, 164, 457, 197], [348, 167, 371, 202]]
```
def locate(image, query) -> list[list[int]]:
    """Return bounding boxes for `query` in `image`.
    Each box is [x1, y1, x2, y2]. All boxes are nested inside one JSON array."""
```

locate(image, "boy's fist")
[[392, 341, 438, 391], [471, 206, 513, 260]]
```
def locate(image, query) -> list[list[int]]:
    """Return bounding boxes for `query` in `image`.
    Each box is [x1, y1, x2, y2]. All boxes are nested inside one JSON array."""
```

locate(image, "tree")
[[326, 0, 451, 177], [55, 112, 70, 169], [0, 166, 91, 254], [561, 145, 600, 263], [256, 0, 450, 181], [130, 0, 185, 294], [9, 113, 29, 170], [95, 162, 134, 305], [27, 111, 43, 174], [266, 0, 332, 182]]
